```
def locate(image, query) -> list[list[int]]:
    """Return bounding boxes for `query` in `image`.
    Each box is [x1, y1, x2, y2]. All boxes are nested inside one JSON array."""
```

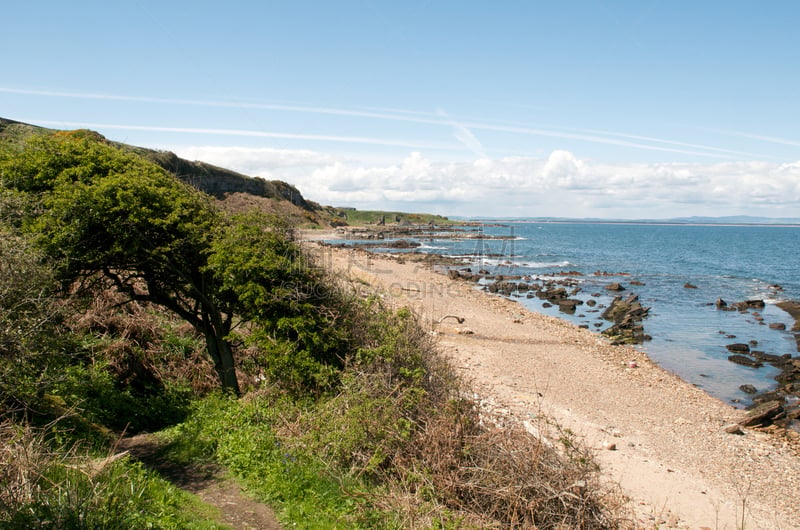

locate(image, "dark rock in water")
[[601, 294, 651, 344], [732, 299, 766, 312], [601, 295, 647, 322], [752, 351, 788, 365], [386, 239, 420, 249], [739, 400, 784, 427], [557, 299, 582, 313], [537, 286, 562, 298], [487, 281, 516, 296], [605, 282, 625, 291], [684, 282, 698, 289], [630, 280, 645, 286], [726, 343, 751, 353], [716, 298, 730, 310], [739, 384, 758, 394], [769, 322, 787, 330], [542, 302, 552, 308], [752, 391, 784, 405], [728, 354, 762, 368], [586, 299, 597, 307]]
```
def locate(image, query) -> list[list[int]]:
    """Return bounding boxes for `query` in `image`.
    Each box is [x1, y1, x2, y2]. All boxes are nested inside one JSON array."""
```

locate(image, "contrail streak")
[[1, 86, 773, 159]]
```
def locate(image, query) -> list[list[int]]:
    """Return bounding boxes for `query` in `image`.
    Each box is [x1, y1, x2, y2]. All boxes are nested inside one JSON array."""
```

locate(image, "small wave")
[[418, 244, 448, 250], [470, 258, 572, 269]]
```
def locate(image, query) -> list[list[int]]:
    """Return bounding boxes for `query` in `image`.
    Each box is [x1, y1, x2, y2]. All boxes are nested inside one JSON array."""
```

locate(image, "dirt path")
[[318, 245, 800, 529], [117, 434, 282, 530]]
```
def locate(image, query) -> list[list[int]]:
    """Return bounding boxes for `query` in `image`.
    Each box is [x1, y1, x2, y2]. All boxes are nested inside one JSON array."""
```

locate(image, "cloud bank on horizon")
[[2, 2, 799, 219], [173, 145, 800, 218]]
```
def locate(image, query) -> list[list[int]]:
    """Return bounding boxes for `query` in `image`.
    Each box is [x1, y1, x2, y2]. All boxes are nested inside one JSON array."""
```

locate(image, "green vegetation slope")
[[0, 122, 622, 528]]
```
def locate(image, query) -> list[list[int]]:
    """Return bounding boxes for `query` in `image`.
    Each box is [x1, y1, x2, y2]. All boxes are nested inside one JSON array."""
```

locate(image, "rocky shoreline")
[[312, 241, 800, 528], [317, 229, 800, 432], [447, 263, 800, 431]]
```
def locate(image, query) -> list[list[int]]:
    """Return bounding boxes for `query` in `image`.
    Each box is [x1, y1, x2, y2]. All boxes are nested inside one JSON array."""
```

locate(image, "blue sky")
[[2, 1, 799, 218]]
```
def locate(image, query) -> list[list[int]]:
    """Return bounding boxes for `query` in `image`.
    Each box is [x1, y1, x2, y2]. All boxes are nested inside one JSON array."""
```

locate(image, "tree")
[[1, 132, 261, 394], [207, 211, 349, 392]]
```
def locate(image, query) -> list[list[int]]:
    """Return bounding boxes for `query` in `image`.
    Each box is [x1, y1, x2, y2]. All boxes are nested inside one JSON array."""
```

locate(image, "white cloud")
[[175, 146, 339, 175], [170, 145, 800, 218]]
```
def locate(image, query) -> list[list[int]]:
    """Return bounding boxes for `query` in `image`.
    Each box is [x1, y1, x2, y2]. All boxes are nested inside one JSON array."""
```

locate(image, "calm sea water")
[[351, 222, 800, 406]]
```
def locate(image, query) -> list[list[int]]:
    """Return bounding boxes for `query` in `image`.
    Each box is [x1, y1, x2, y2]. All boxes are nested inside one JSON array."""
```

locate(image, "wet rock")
[[684, 282, 698, 289], [727, 354, 762, 368], [716, 298, 728, 309], [488, 281, 516, 296], [605, 282, 625, 291], [586, 299, 597, 307], [726, 343, 751, 353], [733, 299, 766, 311], [601, 294, 651, 344], [557, 299, 583, 313], [739, 400, 784, 427], [769, 322, 787, 330], [386, 239, 420, 249], [752, 391, 784, 405], [752, 351, 789, 365], [739, 384, 758, 394]]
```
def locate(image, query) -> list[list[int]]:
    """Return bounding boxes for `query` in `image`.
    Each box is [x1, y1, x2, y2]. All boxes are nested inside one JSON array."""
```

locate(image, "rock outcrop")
[[601, 294, 651, 344]]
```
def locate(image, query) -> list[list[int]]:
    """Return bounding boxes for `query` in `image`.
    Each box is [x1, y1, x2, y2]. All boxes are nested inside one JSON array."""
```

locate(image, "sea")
[[341, 221, 800, 407]]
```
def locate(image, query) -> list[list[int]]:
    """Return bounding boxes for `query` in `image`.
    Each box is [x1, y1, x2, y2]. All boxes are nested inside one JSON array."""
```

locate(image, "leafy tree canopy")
[[0, 131, 340, 395]]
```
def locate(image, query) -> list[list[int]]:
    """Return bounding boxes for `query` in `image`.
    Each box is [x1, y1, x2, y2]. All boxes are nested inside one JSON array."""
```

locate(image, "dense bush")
[[0, 221, 68, 420], [164, 300, 621, 528]]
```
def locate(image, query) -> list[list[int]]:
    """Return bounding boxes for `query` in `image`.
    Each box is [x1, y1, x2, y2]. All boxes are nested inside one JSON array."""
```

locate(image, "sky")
[[2, 1, 799, 219]]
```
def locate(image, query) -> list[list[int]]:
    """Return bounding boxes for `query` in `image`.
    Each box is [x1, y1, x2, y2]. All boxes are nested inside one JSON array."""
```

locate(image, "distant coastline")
[[459, 215, 800, 227]]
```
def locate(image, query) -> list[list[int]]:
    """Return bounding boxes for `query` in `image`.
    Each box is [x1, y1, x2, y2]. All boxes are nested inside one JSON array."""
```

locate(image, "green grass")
[[333, 208, 456, 226], [160, 393, 397, 529], [0, 422, 225, 529]]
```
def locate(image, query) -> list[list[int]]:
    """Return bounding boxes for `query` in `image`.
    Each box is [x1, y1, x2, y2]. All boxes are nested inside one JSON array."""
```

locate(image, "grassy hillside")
[[335, 207, 455, 226], [0, 118, 457, 229], [0, 127, 621, 527]]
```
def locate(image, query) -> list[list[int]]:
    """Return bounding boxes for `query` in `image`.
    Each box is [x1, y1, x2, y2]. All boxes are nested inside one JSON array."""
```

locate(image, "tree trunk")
[[204, 332, 241, 396]]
